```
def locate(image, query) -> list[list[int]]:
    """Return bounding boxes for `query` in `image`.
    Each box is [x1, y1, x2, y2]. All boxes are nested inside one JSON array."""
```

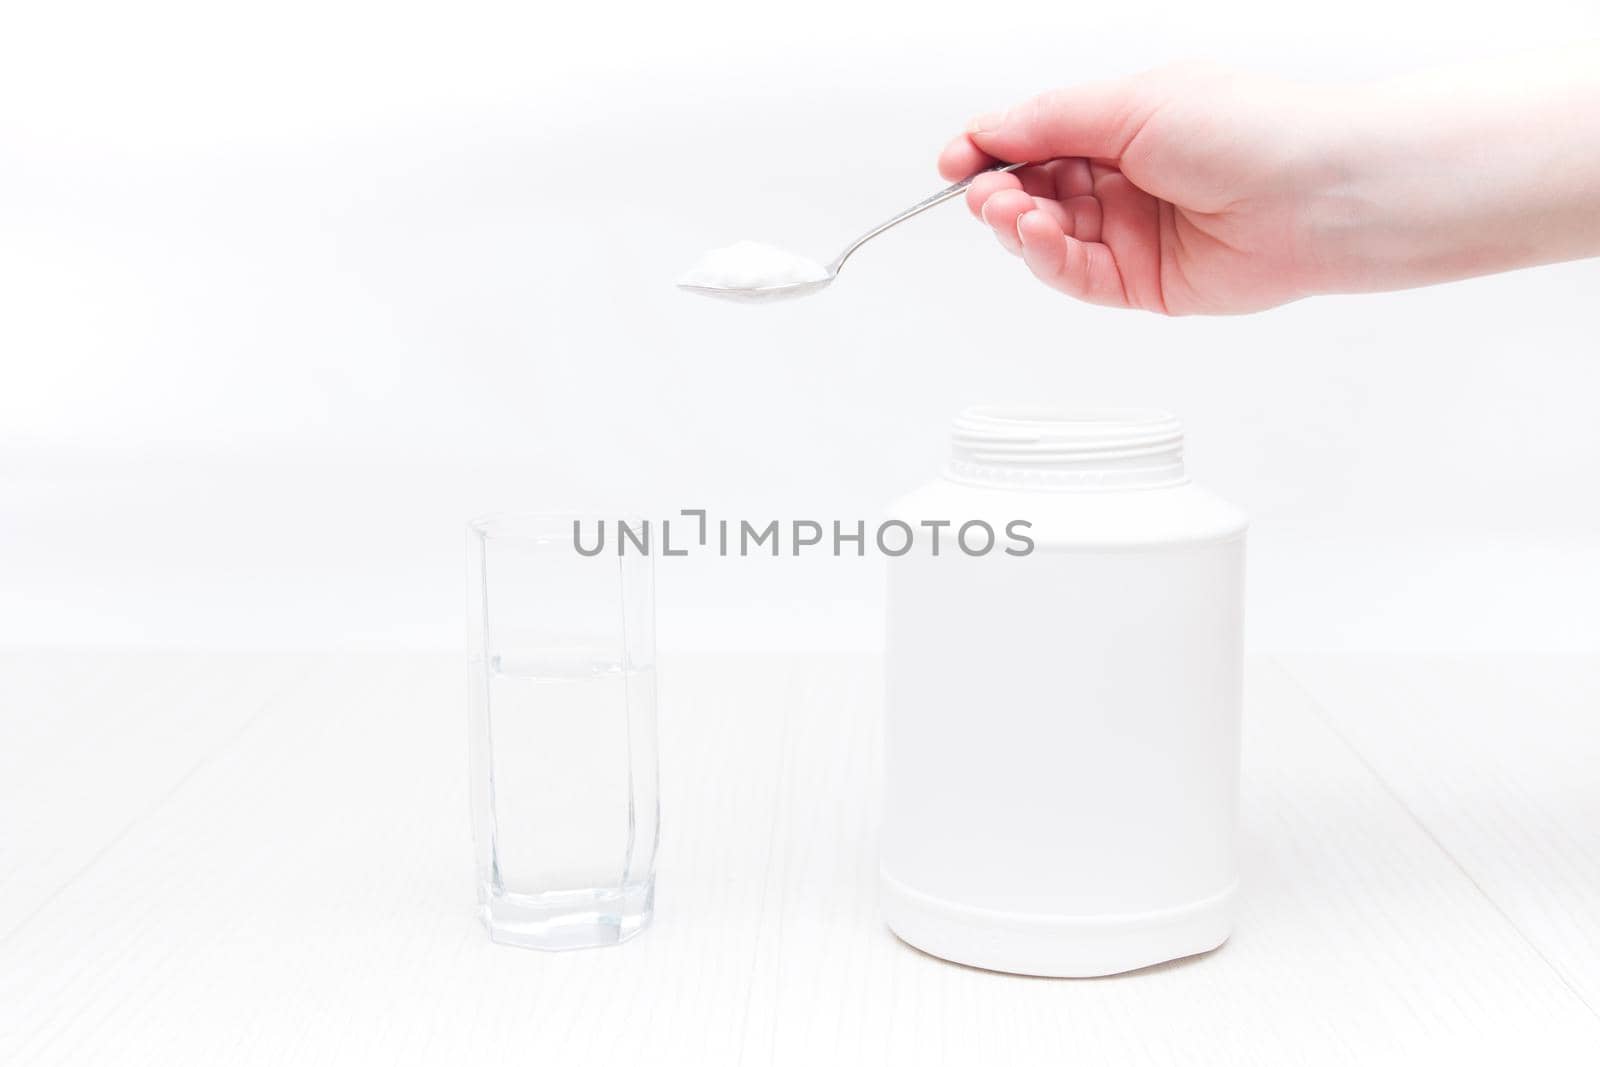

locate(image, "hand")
[[941, 64, 1330, 315], [943, 52, 1600, 316]]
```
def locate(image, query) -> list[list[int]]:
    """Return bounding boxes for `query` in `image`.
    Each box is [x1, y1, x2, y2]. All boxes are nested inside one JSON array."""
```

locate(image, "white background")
[[3, 0, 1598, 654]]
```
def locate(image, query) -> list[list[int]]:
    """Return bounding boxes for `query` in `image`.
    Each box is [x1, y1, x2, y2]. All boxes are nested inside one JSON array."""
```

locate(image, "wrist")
[[1298, 58, 1600, 295], [1291, 86, 1429, 296]]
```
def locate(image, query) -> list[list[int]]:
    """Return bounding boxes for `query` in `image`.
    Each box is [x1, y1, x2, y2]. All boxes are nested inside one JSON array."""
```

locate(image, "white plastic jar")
[[881, 408, 1247, 977]]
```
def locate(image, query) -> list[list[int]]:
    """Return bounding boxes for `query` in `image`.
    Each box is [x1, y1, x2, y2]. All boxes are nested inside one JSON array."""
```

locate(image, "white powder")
[[678, 240, 830, 291]]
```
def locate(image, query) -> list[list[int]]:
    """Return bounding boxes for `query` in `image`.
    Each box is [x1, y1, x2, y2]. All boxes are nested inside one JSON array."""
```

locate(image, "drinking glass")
[[466, 514, 658, 949]]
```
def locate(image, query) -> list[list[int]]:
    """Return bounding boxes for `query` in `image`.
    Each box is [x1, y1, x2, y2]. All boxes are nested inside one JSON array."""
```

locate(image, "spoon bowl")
[[675, 277, 835, 302], [679, 161, 1024, 302]]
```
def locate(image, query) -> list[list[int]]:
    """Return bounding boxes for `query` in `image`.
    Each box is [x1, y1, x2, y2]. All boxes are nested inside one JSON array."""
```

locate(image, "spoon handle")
[[828, 161, 1027, 274]]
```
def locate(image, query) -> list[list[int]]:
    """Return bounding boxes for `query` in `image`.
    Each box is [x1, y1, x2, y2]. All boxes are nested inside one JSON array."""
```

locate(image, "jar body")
[[881, 470, 1246, 976]]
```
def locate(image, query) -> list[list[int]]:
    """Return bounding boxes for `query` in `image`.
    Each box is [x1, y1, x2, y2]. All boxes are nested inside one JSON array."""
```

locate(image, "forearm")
[[1304, 46, 1600, 295]]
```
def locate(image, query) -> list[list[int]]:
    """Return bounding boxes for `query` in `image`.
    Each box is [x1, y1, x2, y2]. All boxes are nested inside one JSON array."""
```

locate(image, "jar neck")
[[945, 408, 1187, 491]]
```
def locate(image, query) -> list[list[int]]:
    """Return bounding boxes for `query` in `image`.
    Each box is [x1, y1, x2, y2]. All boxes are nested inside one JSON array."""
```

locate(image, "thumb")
[[968, 77, 1156, 163]]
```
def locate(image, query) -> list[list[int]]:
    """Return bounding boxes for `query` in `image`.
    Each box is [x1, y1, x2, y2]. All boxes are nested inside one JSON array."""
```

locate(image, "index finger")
[[937, 133, 998, 182]]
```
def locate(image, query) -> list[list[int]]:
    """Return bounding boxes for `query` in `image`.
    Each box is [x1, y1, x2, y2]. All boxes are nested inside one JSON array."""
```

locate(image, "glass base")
[[480, 880, 654, 950]]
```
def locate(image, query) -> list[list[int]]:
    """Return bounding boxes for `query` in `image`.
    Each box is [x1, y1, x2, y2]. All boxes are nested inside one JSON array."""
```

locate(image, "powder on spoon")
[[679, 240, 829, 291]]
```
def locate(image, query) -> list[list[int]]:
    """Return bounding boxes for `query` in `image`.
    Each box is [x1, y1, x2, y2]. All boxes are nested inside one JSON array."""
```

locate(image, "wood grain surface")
[[2, 651, 1596, 1064]]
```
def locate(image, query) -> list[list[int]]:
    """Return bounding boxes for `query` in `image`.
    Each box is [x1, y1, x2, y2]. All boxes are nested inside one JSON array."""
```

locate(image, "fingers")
[[1055, 195, 1102, 242], [1038, 157, 1094, 200], [1017, 209, 1130, 308], [965, 188, 1131, 308], [964, 168, 1022, 219], [980, 189, 1036, 254], [938, 133, 995, 182], [964, 77, 1156, 167], [980, 189, 1077, 255], [955, 145, 1128, 306], [1088, 169, 1165, 311], [967, 165, 1098, 250]]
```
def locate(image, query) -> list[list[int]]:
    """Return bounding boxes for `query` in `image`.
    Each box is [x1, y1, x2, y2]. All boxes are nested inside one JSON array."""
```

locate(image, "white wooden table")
[[3, 651, 1598, 1064]]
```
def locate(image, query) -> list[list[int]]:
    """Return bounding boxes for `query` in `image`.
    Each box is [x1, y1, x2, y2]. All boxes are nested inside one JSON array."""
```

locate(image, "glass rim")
[[468, 512, 648, 542]]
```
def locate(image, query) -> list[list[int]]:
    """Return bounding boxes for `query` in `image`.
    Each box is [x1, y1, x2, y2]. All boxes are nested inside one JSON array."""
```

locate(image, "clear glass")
[[466, 514, 659, 949]]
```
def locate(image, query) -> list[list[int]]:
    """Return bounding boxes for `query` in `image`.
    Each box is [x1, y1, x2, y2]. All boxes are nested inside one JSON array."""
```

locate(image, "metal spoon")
[[678, 162, 1026, 302]]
